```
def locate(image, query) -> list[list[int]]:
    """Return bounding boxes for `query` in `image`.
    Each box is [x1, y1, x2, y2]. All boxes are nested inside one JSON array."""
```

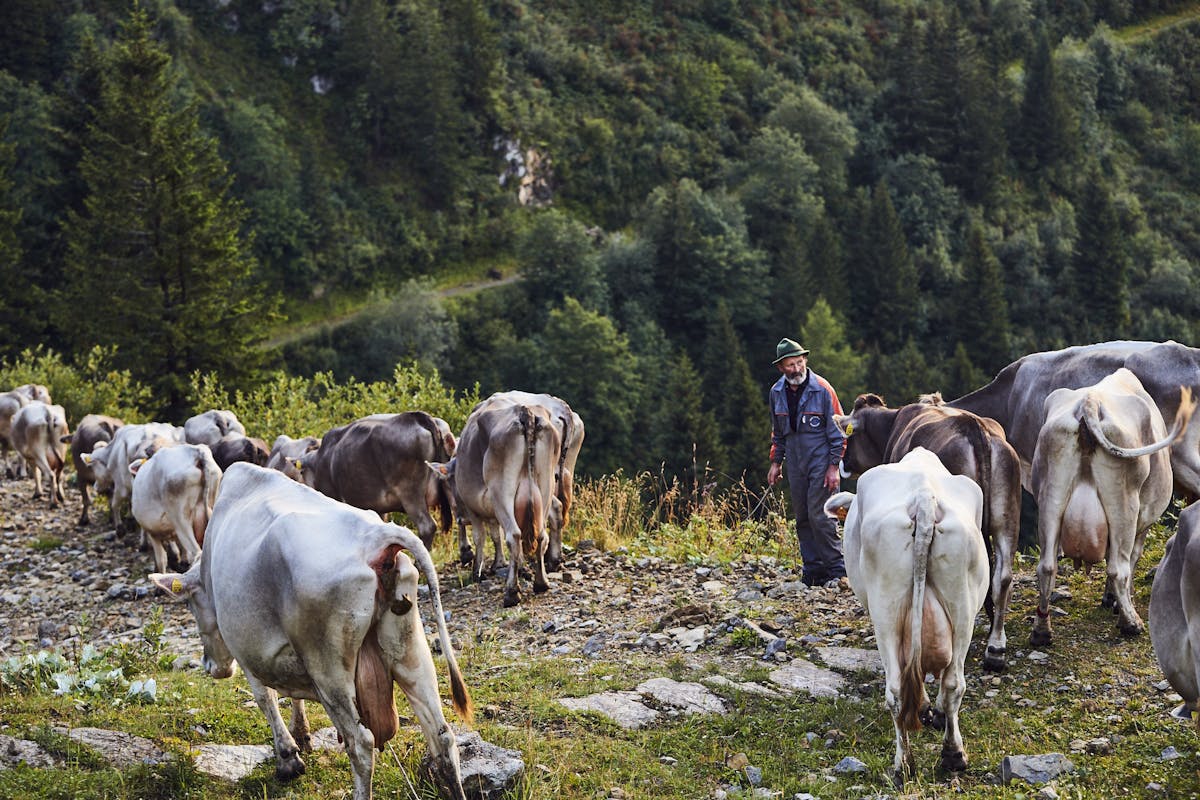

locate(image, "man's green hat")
[[773, 338, 810, 364]]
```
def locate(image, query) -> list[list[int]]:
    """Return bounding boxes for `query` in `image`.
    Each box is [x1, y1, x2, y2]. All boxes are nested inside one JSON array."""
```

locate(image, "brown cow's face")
[[836, 404, 889, 477]]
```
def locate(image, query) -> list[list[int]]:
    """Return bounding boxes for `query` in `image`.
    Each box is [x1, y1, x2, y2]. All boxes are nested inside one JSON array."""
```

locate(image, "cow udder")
[[355, 625, 398, 749], [1061, 483, 1108, 564]]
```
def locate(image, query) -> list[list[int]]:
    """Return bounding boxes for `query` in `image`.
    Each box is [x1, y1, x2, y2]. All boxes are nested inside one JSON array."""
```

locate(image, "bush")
[[0, 346, 152, 425]]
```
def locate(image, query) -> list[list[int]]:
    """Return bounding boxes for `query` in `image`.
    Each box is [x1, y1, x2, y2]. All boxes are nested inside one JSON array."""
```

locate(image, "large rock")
[[1000, 753, 1076, 784], [559, 691, 660, 730], [0, 734, 57, 769], [191, 743, 273, 782], [57, 727, 169, 767], [424, 729, 524, 800], [815, 646, 883, 674], [767, 659, 846, 698], [636, 677, 728, 715]]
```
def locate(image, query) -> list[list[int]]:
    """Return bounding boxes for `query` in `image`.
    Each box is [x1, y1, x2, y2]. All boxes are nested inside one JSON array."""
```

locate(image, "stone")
[[668, 626, 708, 652], [702, 675, 784, 699], [815, 646, 882, 673], [1160, 746, 1182, 761], [768, 659, 846, 698], [637, 677, 727, 715], [582, 633, 607, 657], [0, 734, 57, 769], [60, 727, 170, 767], [558, 691, 659, 730], [1000, 753, 1075, 784], [427, 729, 524, 800], [191, 743, 273, 782], [833, 756, 868, 774]]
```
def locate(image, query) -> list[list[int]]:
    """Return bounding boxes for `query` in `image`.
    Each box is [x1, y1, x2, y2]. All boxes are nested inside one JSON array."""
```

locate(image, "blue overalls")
[[769, 370, 846, 584]]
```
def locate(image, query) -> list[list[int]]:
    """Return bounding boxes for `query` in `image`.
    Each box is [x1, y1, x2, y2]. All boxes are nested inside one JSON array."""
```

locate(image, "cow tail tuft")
[[395, 527, 475, 724], [900, 487, 936, 732]]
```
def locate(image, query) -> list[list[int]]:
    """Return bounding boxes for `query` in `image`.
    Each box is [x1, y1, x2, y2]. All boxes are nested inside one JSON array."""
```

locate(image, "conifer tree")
[[799, 298, 866, 403], [945, 342, 986, 400], [1014, 26, 1076, 178], [58, 5, 275, 419], [1071, 168, 1130, 339], [849, 183, 920, 353], [699, 302, 765, 488], [957, 221, 1011, 375], [654, 349, 727, 494], [806, 215, 848, 314], [0, 123, 27, 355]]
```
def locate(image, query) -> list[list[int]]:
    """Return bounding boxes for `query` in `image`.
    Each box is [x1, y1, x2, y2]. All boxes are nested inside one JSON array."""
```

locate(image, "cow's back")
[[70, 415, 125, 480]]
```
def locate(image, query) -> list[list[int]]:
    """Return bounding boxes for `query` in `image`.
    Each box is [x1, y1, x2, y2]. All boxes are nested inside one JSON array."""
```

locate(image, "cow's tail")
[[393, 528, 475, 725], [44, 406, 64, 471], [1082, 387, 1196, 459], [900, 487, 937, 733], [555, 414, 572, 527], [517, 406, 545, 558], [192, 450, 213, 548]]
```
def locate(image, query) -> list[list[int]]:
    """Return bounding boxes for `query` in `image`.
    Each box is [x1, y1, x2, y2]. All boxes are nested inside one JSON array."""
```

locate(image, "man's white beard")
[[785, 371, 807, 386]]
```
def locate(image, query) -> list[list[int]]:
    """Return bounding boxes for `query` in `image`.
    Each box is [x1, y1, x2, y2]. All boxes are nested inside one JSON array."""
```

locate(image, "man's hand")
[[823, 463, 840, 492], [767, 461, 782, 487]]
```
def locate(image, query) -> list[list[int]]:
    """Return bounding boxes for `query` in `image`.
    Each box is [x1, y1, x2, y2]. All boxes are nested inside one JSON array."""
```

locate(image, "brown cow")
[[62, 414, 125, 526], [835, 393, 1021, 672], [295, 412, 456, 549]]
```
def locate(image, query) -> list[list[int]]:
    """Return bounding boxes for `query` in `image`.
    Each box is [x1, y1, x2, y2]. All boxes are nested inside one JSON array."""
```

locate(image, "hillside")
[[3, 0, 1200, 478]]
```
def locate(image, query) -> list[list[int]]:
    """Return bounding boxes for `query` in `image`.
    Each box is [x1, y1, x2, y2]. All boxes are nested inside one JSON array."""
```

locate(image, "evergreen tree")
[[530, 298, 640, 477], [806, 214, 848, 314], [849, 183, 920, 352], [1071, 168, 1131, 339], [699, 302, 765, 488], [653, 349, 727, 494], [957, 221, 1011, 375], [0, 121, 26, 355], [1014, 26, 1076, 178], [799, 298, 866, 403], [518, 210, 607, 316], [866, 339, 943, 407], [945, 341, 986, 399], [58, 5, 276, 420]]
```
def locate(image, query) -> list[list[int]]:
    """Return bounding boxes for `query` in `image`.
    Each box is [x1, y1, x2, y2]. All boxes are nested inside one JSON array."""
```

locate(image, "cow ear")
[[443, 432, 457, 457], [291, 458, 304, 472], [149, 572, 197, 600], [60, 434, 73, 444], [832, 415, 852, 436], [129, 458, 146, 476], [426, 460, 451, 480], [823, 491, 855, 519], [81, 452, 96, 466]]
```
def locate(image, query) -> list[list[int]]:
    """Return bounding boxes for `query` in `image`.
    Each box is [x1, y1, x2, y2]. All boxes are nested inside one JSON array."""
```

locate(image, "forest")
[[2, 0, 1200, 485]]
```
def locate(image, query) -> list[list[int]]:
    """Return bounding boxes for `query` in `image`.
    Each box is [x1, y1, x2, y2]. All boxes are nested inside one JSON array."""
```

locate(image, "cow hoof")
[[1100, 592, 1118, 610], [920, 705, 946, 731], [982, 647, 1007, 673], [1118, 620, 1144, 637], [275, 751, 306, 782], [533, 580, 550, 594], [1030, 628, 1053, 647], [939, 746, 968, 774], [502, 590, 520, 608], [459, 547, 474, 566], [891, 768, 906, 788], [545, 555, 562, 572]]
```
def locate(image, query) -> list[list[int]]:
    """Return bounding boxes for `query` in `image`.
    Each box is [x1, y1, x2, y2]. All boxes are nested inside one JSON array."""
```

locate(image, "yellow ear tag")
[[845, 423, 854, 436], [172, 578, 183, 594]]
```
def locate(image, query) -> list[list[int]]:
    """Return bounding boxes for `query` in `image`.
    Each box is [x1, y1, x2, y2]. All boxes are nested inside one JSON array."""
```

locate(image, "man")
[[766, 338, 847, 587]]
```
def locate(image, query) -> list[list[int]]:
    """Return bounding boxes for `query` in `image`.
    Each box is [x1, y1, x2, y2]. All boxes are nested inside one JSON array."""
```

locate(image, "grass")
[[1, 482, 1198, 799]]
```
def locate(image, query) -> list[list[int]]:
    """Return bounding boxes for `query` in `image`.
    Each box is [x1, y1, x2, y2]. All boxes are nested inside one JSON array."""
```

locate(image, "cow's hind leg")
[[1031, 515, 1062, 647], [531, 529, 550, 594], [936, 662, 969, 774], [313, 681, 375, 798], [984, 511, 1017, 671], [289, 699, 312, 753], [502, 526, 522, 607], [243, 673, 306, 782]]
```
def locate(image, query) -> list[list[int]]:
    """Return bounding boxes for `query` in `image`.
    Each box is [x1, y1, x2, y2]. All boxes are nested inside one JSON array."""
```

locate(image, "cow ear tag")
[[171, 578, 183, 594], [845, 423, 854, 436]]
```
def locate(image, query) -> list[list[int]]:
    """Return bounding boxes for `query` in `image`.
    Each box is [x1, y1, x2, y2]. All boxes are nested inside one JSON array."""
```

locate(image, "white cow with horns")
[[824, 448, 989, 785], [150, 463, 473, 800]]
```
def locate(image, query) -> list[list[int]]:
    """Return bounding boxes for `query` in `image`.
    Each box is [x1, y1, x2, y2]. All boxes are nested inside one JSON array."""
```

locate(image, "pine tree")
[[0, 121, 27, 355], [1071, 168, 1130, 339], [957, 221, 1011, 375], [654, 350, 727, 493], [699, 302, 766, 488], [945, 341, 986, 399], [849, 183, 920, 352], [1014, 26, 1076, 178], [799, 298, 866, 403], [58, 6, 276, 419]]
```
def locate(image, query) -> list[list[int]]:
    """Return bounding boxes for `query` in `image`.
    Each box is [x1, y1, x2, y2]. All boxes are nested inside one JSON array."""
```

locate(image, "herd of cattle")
[[3, 340, 1200, 796], [0, 386, 583, 799]]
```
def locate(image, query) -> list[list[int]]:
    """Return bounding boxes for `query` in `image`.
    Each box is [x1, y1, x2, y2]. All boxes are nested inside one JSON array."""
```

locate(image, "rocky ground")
[[0, 475, 875, 672]]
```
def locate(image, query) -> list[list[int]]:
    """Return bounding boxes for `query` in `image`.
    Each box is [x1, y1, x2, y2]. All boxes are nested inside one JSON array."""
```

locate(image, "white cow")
[[266, 434, 321, 481], [150, 464, 472, 800], [183, 409, 246, 447], [0, 384, 52, 478], [824, 448, 989, 784], [1150, 502, 1200, 730], [11, 401, 69, 507], [130, 443, 221, 573], [1030, 369, 1195, 644], [82, 422, 186, 533]]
